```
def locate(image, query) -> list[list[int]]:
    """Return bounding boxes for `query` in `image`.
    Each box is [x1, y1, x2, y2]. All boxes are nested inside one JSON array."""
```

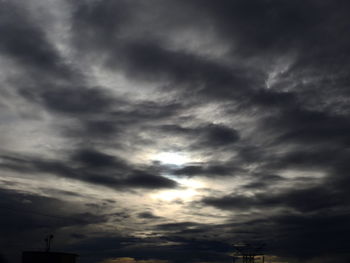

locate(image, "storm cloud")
[[1, 0, 350, 263]]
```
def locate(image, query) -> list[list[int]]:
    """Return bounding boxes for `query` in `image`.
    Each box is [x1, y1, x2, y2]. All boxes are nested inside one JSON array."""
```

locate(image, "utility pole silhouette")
[[44, 234, 54, 252], [22, 234, 78, 263], [232, 243, 265, 263]]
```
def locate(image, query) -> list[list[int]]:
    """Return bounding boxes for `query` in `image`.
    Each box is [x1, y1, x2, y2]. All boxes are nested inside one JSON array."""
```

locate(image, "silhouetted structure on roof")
[[232, 243, 265, 263], [22, 234, 78, 263], [22, 251, 78, 263]]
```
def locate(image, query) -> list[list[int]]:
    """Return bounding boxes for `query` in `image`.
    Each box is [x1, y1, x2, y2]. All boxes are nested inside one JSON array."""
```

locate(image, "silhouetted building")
[[22, 251, 78, 263]]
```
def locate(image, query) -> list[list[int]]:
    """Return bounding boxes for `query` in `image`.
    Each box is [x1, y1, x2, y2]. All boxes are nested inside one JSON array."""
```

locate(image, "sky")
[[0, 0, 350, 262]]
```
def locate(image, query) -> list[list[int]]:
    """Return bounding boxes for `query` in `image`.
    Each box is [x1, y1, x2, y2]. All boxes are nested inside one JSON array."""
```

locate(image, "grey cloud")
[[173, 163, 237, 177], [61, 100, 185, 142], [155, 222, 202, 231], [40, 87, 114, 114], [112, 40, 264, 102], [124, 172, 177, 189], [72, 149, 127, 168], [71, 0, 131, 50], [137, 212, 161, 219], [183, 0, 350, 58], [203, 184, 347, 213], [159, 123, 240, 149], [0, 1, 73, 79], [1, 0, 350, 262], [231, 212, 350, 259], [0, 151, 178, 190], [0, 187, 108, 262], [204, 124, 240, 146], [242, 174, 285, 189]]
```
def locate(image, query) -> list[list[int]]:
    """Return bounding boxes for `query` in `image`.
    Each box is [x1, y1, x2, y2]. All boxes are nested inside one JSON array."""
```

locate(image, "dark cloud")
[[0, 151, 177, 190], [58, 100, 185, 143], [82, 120, 119, 137], [184, 0, 350, 58], [201, 177, 350, 259], [228, 212, 350, 259], [137, 212, 161, 220], [123, 172, 177, 189], [72, 149, 126, 168], [71, 0, 131, 50], [275, 109, 350, 146], [113, 40, 264, 101], [39, 87, 114, 114], [155, 222, 202, 231], [202, 184, 346, 213], [242, 174, 285, 189], [0, 1, 72, 78], [204, 124, 240, 146], [158, 123, 240, 149], [1, 0, 350, 262], [0, 189, 81, 232], [0, 187, 108, 262], [173, 163, 236, 177]]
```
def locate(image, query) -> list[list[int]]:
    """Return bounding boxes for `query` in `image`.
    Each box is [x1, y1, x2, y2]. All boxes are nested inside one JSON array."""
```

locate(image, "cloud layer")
[[1, 0, 350, 262]]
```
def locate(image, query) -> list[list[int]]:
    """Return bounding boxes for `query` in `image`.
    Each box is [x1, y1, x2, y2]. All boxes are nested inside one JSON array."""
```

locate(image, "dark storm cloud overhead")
[[69, 0, 350, 121], [123, 172, 177, 189], [183, 0, 350, 58], [15, 80, 122, 120], [0, 188, 110, 263], [72, 149, 127, 168], [189, 0, 350, 118], [273, 108, 350, 146], [70, 0, 350, 113], [270, 213, 350, 258], [155, 222, 203, 231], [170, 0, 350, 117], [0, 1, 73, 79], [159, 123, 240, 148], [137, 212, 161, 220], [72, 1, 266, 101], [242, 174, 285, 189], [71, 0, 132, 50], [110, 101, 185, 124], [205, 124, 240, 146], [0, 188, 107, 235], [116, 41, 256, 87], [226, 212, 350, 259], [82, 120, 120, 137], [0, 151, 178, 190], [62, 100, 186, 142], [71, 0, 252, 90], [88, 35, 316, 122], [263, 147, 350, 173], [39, 87, 115, 114], [202, 184, 347, 213], [107, 40, 268, 103], [173, 162, 239, 177], [1, 0, 350, 262]]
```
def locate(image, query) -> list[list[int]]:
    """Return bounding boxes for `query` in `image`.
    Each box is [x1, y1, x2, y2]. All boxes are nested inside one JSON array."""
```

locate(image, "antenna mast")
[[44, 234, 54, 252], [232, 242, 265, 263]]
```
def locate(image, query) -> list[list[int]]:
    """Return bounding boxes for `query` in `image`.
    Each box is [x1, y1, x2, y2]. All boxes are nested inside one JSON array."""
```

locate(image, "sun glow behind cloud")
[[153, 152, 190, 166], [152, 178, 204, 202], [1, 0, 349, 262]]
